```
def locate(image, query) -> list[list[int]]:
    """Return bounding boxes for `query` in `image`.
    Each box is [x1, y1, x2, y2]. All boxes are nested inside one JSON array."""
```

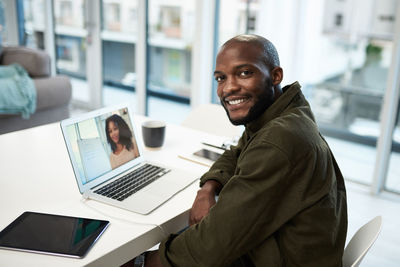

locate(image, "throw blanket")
[[0, 64, 36, 118]]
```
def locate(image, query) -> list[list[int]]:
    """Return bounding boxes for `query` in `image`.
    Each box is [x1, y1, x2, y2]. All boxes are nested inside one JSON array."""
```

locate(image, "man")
[[144, 34, 348, 266]]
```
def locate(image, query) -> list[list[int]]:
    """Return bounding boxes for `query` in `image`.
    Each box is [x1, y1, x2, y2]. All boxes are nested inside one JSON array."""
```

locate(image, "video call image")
[[66, 108, 140, 184]]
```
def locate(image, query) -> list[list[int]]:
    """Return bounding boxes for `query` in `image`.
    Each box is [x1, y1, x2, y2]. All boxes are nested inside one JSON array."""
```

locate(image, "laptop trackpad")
[[122, 181, 180, 214], [123, 192, 160, 214], [145, 179, 185, 198]]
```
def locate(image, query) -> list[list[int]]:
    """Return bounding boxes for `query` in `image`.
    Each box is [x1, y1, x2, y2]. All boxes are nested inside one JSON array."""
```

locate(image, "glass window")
[[385, 106, 400, 193], [147, 0, 195, 99], [54, 0, 89, 102], [101, 0, 138, 89], [218, 0, 260, 46], [55, 0, 84, 28], [54, 0, 86, 75], [295, 0, 398, 185], [22, 0, 45, 49], [309, 41, 391, 138]]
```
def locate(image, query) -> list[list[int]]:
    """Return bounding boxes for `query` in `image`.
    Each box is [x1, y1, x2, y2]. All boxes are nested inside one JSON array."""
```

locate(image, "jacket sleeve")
[[159, 139, 311, 267], [199, 133, 245, 188]]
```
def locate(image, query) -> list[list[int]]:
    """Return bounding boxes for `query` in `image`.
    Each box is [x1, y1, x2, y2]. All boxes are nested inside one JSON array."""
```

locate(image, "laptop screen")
[[62, 106, 142, 187]]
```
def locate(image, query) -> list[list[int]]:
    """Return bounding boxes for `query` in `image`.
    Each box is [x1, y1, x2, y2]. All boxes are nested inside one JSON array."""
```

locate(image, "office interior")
[[0, 0, 399, 266]]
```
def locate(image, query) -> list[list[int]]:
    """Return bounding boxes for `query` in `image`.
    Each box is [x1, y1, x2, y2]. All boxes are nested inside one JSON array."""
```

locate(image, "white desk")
[[0, 116, 228, 266]]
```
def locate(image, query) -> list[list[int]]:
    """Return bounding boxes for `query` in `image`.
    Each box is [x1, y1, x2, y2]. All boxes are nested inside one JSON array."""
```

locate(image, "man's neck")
[[273, 85, 283, 101]]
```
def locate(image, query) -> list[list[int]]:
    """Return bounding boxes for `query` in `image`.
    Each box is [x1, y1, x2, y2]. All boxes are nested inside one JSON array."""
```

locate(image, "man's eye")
[[215, 76, 225, 82], [240, 70, 252, 77]]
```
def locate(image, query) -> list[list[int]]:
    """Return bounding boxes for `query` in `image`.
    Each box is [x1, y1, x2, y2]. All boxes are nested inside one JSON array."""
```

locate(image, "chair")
[[181, 103, 242, 138], [342, 216, 382, 267], [0, 46, 72, 134]]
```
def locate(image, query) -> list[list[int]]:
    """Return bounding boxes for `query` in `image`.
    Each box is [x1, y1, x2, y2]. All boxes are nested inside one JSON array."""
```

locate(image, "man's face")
[[214, 42, 276, 125]]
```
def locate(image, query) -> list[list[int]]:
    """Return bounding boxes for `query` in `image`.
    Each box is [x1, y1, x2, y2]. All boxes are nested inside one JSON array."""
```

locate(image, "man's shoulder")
[[253, 110, 323, 157], [262, 106, 317, 135]]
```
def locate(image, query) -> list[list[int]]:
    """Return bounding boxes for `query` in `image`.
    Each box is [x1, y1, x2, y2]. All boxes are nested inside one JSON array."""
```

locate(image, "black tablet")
[[0, 211, 110, 258]]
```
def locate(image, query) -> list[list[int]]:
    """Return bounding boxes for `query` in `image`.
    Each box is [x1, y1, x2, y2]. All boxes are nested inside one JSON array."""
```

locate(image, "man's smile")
[[224, 96, 250, 108]]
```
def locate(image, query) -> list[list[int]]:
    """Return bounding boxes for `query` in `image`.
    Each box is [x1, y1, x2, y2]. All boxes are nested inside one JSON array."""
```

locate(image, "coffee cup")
[[142, 120, 166, 148]]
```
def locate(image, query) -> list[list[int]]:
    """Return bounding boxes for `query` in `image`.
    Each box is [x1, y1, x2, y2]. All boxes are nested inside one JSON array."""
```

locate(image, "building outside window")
[[54, 0, 86, 77], [22, 0, 45, 48], [218, 0, 259, 46], [102, 0, 138, 89], [147, 0, 195, 100], [296, 0, 399, 186]]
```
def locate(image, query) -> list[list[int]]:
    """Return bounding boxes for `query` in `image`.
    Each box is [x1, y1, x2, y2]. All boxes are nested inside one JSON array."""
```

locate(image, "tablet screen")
[[0, 211, 109, 258]]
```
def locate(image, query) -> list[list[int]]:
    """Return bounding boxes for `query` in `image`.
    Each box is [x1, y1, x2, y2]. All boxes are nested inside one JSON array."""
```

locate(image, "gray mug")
[[142, 120, 166, 148]]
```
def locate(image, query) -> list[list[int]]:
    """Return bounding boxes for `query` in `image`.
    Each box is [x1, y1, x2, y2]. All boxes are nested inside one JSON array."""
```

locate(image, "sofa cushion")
[[34, 75, 72, 110], [1, 46, 50, 77], [0, 75, 71, 121]]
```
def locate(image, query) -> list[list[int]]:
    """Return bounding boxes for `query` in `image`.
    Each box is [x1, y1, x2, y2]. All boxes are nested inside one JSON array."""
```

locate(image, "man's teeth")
[[228, 99, 245, 105]]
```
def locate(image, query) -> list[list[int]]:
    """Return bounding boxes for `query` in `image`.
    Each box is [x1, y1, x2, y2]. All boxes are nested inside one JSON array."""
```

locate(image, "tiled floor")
[[345, 182, 400, 267], [71, 85, 400, 266]]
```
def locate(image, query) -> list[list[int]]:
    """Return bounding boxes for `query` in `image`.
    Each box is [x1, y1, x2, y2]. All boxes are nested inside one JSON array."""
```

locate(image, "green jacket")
[[160, 82, 348, 266]]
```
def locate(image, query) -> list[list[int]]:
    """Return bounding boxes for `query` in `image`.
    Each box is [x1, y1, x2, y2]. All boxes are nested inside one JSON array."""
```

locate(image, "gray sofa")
[[0, 46, 72, 134]]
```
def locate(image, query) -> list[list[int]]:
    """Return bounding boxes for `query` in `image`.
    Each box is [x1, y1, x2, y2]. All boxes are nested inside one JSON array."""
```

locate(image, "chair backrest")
[[342, 216, 382, 267], [181, 103, 242, 138]]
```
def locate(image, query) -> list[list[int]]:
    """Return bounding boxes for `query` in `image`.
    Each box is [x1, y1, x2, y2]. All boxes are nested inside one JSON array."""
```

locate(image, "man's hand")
[[189, 180, 222, 226]]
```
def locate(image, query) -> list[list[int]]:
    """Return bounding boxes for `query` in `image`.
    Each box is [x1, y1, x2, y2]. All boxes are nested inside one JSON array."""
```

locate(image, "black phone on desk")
[[193, 148, 222, 161]]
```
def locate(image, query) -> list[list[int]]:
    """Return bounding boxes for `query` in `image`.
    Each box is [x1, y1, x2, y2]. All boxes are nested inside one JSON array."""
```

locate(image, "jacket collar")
[[245, 81, 302, 136]]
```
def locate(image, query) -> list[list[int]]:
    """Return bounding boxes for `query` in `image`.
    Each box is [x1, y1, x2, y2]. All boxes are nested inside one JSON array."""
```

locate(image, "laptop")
[[60, 103, 198, 215]]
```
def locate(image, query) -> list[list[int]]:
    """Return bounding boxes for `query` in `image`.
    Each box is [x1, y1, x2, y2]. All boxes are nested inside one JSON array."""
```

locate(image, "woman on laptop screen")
[[105, 114, 139, 169]]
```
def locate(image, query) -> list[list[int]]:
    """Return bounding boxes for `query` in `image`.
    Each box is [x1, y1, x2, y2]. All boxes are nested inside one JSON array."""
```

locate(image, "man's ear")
[[271, 67, 283, 86]]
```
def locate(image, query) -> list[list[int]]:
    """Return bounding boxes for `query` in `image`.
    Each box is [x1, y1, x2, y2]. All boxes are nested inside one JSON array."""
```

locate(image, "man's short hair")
[[223, 34, 280, 70]]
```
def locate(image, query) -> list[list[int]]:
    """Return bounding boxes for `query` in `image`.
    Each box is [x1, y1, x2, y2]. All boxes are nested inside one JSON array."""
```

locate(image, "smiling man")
[[140, 34, 348, 267], [214, 35, 282, 126]]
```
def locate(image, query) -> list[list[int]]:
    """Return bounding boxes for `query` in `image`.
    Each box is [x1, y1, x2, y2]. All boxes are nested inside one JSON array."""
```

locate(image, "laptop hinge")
[[82, 191, 90, 200]]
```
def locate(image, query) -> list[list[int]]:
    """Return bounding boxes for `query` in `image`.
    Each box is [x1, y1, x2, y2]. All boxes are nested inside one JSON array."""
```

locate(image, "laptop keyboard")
[[94, 164, 170, 201]]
